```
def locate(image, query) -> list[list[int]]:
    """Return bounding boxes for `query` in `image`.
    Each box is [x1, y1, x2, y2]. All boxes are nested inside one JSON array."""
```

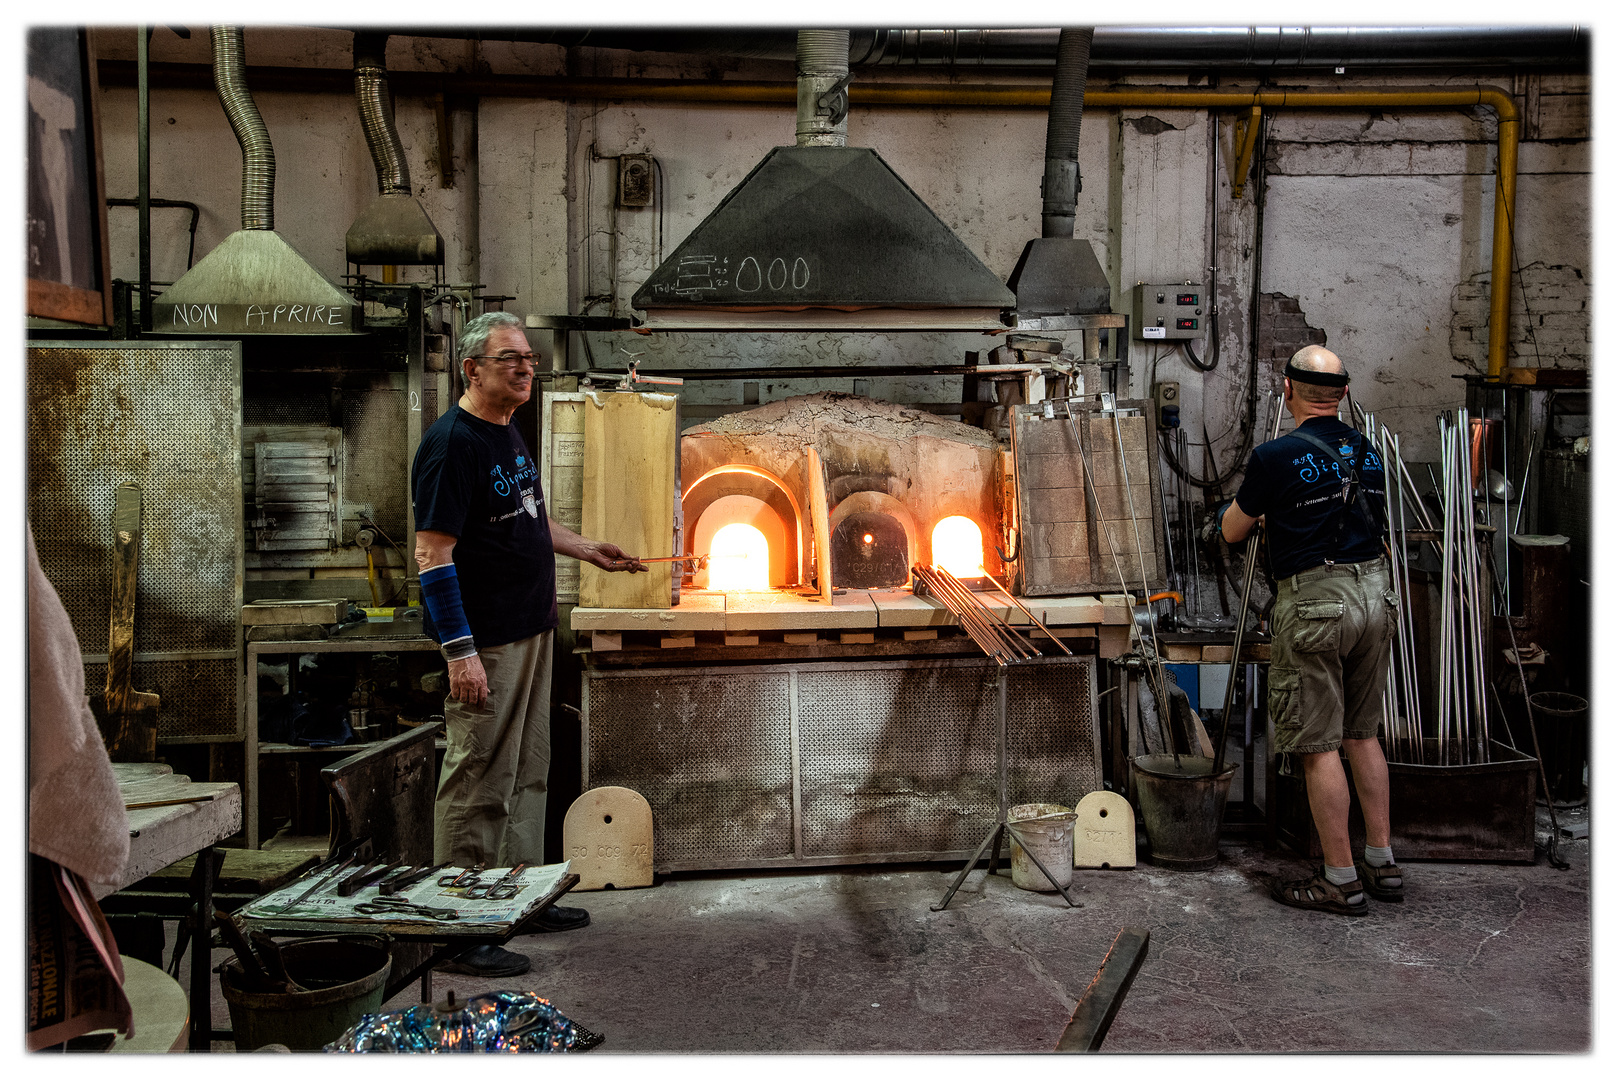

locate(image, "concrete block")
[[1073, 791, 1136, 870]]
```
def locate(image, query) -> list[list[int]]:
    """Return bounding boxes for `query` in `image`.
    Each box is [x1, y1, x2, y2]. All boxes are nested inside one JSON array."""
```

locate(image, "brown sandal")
[[1270, 868, 1369, 916], [1355, 859, 1405, 902]]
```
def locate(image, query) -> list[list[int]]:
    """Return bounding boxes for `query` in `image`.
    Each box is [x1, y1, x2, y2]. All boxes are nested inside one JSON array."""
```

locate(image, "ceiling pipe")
[[361, 25, 1588, 70], [345, 31, 445, 266], [211, 26, 274, 230]]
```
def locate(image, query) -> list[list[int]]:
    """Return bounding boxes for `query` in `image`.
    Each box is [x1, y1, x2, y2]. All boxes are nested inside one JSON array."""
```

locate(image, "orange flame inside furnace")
[[931, 516, 985, 578], [708, 523, 770, 591]]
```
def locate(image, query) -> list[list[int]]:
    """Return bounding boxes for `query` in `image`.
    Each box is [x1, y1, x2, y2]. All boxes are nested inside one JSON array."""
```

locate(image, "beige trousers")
[[434, 631, 553, 867]]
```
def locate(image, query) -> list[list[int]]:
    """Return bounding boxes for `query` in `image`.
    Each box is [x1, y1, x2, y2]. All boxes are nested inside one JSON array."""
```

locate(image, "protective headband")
[[1284, 359, 1349, 387]]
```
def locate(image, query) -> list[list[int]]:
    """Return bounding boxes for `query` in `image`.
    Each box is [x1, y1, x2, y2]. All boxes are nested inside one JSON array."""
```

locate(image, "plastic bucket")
[[1529, 691, 1588, 803], [1131, 755, 1236, 871], [221, 936, 392, 1051], [1007, 803, 1076, 892]]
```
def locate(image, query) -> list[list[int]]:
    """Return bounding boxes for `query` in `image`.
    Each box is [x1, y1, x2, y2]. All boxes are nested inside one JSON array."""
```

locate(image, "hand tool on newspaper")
[[278, 851, 361, 912], [355, 895, 460, 920], [339, 860, 404, 897], [465, 864, 527, 901], [438, 864, 484, 888], [380, 862, 453, 896]]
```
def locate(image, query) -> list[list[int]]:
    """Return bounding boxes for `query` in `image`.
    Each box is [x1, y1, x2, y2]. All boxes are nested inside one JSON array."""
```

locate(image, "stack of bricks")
[[1086, 414, 1159, 586], [1016, 409, 1090, 590], [1257, 292, 1327, 366]]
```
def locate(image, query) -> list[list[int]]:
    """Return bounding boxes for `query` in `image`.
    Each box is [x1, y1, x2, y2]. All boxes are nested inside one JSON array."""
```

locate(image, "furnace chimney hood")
[[153, 27, 359, 335], [631, 30, 1014, 332]]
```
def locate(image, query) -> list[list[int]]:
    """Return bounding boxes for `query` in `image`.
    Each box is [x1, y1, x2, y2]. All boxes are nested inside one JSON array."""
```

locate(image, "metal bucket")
[[1529, 691, 1588, 803], [1007, 803, 1076, 892], [1131, 755, 1236, 871], [221, 936, 391, 1051]]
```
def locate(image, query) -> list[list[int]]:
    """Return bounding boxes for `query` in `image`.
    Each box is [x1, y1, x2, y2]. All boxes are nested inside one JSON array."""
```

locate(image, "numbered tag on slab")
[[562, 786, 654, 890], [1073, 790, 1136, 870]]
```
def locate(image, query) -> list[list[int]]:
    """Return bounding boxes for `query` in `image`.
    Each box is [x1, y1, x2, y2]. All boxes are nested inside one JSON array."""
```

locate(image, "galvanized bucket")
[[1007, 803, 1077, 892], [1131, 755, 1236, 871]]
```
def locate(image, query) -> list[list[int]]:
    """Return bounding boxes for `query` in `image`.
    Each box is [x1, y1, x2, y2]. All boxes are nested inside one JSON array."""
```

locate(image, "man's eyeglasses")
[[470, 352, 537, 367]]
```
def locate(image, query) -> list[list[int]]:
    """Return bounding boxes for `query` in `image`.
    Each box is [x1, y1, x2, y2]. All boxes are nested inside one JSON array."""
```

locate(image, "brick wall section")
[[1257, 292, 1327, 372], [1449, 262, 1590, 373]]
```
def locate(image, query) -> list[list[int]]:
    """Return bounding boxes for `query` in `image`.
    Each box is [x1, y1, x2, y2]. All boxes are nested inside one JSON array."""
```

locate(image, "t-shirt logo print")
[[522, 490, 539, 518]]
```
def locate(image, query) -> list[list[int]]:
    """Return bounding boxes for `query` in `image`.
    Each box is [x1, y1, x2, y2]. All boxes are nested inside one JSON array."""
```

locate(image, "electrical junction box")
[[618, 154, 655, 207], [1132, 282, 1208, 341], [1153, 380, 1181, 428]]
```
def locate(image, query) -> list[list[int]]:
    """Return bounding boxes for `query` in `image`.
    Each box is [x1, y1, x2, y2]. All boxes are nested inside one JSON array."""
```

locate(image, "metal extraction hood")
[[631, 30, 1014, 332], [153, 27, 358, 335]]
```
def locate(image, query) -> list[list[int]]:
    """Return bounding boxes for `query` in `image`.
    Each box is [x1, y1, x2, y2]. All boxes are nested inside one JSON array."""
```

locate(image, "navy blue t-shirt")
[[1233, 416, 1387, 579], [411, 405, 558, 648]]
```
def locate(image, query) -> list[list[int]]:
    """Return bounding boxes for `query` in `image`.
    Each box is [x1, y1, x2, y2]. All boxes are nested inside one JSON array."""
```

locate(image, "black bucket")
[[1529, 691, 1588, 803], [1131, 755, 1236, 870]]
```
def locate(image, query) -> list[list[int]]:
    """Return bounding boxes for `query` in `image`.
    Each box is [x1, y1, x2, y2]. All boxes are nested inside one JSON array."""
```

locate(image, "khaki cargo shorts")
[[1268, 556, 1398, 755]]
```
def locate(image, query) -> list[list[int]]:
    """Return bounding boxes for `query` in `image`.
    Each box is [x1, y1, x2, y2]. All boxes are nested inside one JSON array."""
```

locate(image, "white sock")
[[1324, 863, 1360, 887], [1364, 844, 1395, 867]]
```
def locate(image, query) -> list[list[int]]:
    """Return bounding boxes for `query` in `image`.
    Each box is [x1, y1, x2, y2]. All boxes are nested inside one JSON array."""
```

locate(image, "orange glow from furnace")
[[708, 523, 770, 590], [932, 516, 984, 578]]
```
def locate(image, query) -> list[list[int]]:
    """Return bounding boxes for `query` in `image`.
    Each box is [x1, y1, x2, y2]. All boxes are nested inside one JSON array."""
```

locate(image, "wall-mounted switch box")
[[618, 154, 655, 207], [1132, 282, 1208, 341]]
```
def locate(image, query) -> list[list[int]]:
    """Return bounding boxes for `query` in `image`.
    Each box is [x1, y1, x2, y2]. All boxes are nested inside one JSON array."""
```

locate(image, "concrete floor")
[[206, 802, 1591, 1055]]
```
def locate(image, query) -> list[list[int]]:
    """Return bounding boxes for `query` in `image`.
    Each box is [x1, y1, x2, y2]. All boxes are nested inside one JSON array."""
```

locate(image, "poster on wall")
[[26, 27, 113, 327]]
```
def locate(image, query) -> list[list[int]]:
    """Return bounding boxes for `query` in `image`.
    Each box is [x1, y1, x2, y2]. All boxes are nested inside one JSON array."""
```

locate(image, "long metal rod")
[[984, 571, 1073, 655], [137, 26, 152, 332], [1211, 392, 1284, 774]]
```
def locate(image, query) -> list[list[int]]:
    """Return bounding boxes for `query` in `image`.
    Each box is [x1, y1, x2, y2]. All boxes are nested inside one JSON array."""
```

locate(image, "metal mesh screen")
[[584, 656, 1099, 871], [27, 341, 243, 740], [585, 670, 794, 866]]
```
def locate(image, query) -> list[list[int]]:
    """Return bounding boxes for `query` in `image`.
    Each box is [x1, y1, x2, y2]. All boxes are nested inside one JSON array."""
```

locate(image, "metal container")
[[1131, 754, 1236, 871], [1007, 803, 1076, 892], [1276, 739, 1538, 862], [221, 936, 391, 1052], [1529, 692, 1587, 803]]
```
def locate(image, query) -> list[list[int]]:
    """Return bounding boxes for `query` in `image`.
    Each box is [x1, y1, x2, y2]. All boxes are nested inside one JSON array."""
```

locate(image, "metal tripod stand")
[[932, 665, 1081, 911]]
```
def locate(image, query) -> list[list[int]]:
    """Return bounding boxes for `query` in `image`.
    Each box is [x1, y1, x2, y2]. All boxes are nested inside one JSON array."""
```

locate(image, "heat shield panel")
[[584, 656, 1099, 871]]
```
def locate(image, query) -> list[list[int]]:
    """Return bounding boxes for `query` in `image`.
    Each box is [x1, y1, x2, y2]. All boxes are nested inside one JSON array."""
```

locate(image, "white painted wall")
[[88, 27, 1590, 468]]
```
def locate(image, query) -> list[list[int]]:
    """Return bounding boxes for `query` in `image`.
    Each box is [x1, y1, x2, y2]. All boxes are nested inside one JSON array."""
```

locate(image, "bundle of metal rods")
[[912, 565, 1040, 666], [1357, 406, 1494, 765], [1357, 410, 1428, 763]]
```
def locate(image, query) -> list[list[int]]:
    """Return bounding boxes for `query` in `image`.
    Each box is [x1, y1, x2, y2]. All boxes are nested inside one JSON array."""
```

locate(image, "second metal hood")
[[631, 145, 1015, 331], [631, 29, 1013, 332]]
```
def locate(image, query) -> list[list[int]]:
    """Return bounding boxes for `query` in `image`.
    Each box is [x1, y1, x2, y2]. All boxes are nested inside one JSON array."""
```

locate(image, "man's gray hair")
[[458, 311, 524, 361]]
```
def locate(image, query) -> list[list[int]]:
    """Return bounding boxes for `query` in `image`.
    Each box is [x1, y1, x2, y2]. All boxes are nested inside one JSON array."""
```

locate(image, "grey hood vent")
[[345, 31, 444, 267], [632, 29, 1013, 332], [153, 26, 358, 334]]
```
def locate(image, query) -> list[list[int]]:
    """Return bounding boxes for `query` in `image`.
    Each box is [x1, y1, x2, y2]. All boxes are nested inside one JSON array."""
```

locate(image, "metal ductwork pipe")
[[796, 29, 850, 147], [1041, 27, 1092, 240], [353, 31, 411, 196], [211, 26, 274, 231]]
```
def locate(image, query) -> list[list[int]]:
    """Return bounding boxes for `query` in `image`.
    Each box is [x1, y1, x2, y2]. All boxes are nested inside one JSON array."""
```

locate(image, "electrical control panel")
[[1153, 380, 1181, 429], [1131, 282, 1208, 341]]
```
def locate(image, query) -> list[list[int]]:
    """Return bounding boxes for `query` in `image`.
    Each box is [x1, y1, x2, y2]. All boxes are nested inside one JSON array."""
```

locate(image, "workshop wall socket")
[[1132, 282, 1208, 341]]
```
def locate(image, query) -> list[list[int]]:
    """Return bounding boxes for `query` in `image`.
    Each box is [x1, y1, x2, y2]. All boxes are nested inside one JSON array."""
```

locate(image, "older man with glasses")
[[411, 311, 645, 977]]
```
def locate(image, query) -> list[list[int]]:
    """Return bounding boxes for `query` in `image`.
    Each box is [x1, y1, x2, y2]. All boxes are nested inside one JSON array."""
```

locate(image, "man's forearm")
[[548, 517, 596, 561]]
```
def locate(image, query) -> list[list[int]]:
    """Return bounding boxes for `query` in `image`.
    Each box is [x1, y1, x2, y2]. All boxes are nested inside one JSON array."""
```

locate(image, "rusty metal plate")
[[28, 341, 244, 741], [583, 655, 1099, 872]]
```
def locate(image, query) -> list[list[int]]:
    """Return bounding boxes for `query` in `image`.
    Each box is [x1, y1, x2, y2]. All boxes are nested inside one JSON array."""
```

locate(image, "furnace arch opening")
[[683, 465, 803, 586]]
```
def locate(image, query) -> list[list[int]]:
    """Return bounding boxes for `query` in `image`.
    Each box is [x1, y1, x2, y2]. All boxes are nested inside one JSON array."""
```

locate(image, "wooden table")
[[96, 763, 241, 1053]]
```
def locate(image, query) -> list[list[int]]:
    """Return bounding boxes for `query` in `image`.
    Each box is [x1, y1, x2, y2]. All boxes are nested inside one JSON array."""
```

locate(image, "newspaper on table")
[[239, 862, 572, 932]]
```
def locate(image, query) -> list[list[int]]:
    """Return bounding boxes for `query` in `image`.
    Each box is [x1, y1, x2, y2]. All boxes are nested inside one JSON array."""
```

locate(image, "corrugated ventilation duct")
[[630, 28, 1015, 331], [1007, 27, 1111, 316], [345, 31, 445, 267], [153, 27, 358, 334]]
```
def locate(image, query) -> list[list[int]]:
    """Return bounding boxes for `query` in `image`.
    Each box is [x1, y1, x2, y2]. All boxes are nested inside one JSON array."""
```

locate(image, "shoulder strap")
[[1288, 428, 1383, 560]]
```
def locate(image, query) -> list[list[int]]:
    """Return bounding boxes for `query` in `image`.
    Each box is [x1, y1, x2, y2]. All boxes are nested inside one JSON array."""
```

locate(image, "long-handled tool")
[[278, 851, 360, 912], [90, 482, 161, 761], [1212, 393, 1285, 775], [380, 862, 453, 896]]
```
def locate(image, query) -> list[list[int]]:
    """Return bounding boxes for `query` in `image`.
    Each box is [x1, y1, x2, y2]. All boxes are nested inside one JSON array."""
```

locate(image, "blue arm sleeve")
[[421, 563, 477, 661]]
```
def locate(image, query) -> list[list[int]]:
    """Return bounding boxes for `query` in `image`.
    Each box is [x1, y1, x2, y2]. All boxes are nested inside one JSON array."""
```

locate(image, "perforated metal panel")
[[28, 341, 243, 741], [585, 670, 794, 866], [584, 656, 1099, 871]]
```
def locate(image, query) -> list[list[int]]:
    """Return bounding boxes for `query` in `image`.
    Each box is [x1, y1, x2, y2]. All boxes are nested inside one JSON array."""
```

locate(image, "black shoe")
[[525, 904, 590, 933], [434, 944, 531, 977]]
